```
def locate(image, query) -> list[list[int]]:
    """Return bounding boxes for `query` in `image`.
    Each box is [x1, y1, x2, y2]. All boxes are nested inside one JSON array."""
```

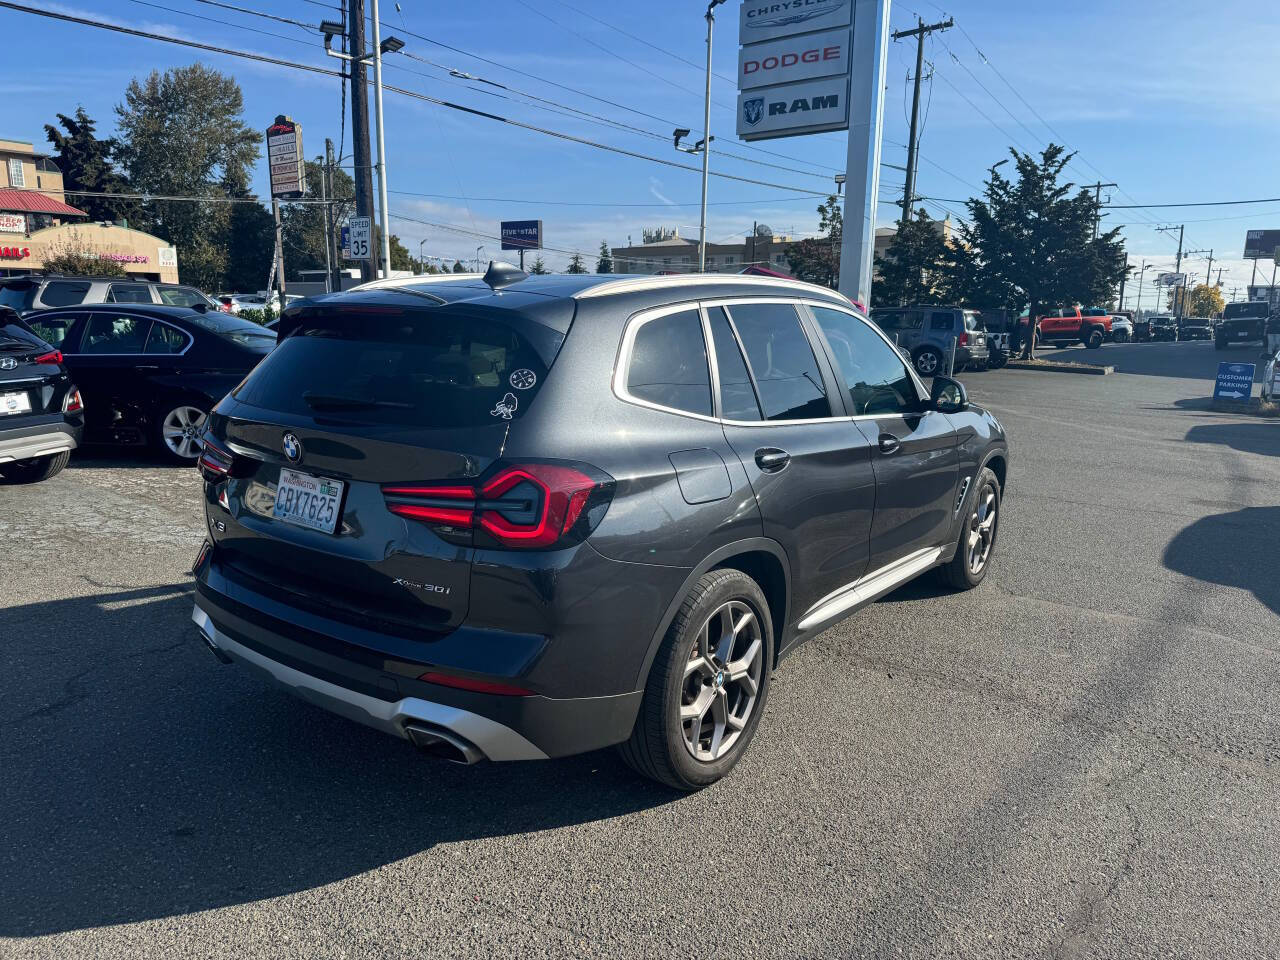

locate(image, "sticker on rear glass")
[[509, 368, 537, 390], [490, 392, 518, 419]]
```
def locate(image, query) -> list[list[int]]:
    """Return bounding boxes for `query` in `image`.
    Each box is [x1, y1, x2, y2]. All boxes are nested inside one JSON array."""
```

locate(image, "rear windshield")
[[1223, 302, 1268, 320], [963, 311, 983, 331], [0, 317, 49, 352], [233, 310, 562, 427], [0, 284, 37, 313], [184, 311, 277, 351]]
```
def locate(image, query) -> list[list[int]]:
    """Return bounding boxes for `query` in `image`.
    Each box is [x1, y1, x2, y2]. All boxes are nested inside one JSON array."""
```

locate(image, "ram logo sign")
[[736, 76, 849, 141]]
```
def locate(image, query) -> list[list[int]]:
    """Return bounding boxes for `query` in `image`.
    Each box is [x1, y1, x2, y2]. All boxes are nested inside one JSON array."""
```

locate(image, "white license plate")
[[273, 468, 345, 534], [0, 391, 31, 416]]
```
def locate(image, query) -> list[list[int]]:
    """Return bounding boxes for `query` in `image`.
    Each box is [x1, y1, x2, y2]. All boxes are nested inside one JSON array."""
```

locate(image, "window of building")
[[625, 309, 712, 416], [7, 159, 24, 188], [725, 302, 831, 421], [811, 307, 920, 416]]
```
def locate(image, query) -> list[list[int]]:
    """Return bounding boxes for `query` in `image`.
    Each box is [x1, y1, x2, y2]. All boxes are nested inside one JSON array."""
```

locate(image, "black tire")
[[939, 467, 1001, 591], [1085, 329, 1104, 349], [0, 450, 70, 484], [913, 347, 944, 377], [619, 568, 774, 791], [988, 350, 1007, 370]]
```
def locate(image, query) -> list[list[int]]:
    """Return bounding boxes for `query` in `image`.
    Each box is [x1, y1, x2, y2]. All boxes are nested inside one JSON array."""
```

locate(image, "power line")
[[0, 1, 834, 200], [1104, 196, 1280, 209]]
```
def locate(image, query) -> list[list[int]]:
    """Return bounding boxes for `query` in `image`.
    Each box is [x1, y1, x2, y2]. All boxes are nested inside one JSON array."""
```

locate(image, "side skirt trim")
[[796, 546, 944, 632]]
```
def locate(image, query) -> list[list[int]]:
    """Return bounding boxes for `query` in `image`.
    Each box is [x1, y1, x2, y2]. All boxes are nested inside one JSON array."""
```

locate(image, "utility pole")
[[893, 16, 952, 224], [1158, 224, 1185, 320], [325, 138, 340, 292], [1083, 181, 1117, 240], [348, 0, 376, 283]]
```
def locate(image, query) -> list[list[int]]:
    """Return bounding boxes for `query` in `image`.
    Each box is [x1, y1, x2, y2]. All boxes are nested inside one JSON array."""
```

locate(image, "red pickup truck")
[[1035, 307, 1112, 350]]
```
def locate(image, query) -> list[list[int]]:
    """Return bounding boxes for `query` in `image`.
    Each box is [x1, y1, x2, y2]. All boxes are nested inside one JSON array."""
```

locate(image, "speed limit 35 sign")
[[345, 216, 371, 260]]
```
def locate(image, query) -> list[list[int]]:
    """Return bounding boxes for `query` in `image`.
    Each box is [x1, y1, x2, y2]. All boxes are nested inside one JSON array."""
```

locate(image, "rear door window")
[[234, 309, 561, 427], [725, 302, 831, 421], [145, 321, 190, 354], [107, 283, 154, 304], [80, 313, 151, 353], [625, 308, 712, 416], [40, 280, 92, 308], [707, 306, 761, 421], [157, 286, 211, 308], [930, 311, 954, 331]]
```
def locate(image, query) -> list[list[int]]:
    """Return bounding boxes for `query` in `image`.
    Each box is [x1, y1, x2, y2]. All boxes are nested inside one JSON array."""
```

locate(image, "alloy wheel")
[[915, 351, 940, 375], [967, 482, 998, 574], [681, 599, 764, 763], [162, 405, 206, 459]]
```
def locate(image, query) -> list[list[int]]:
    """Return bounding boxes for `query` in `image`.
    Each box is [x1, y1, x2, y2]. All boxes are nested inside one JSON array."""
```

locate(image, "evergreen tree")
[[873, 208, 950, 306], [529, 256, 548, 275], [953, 145, 1126, 358], [566, 252, 587, 274], [452, 260, 467, 273], [596, 240, 614, 274], [43, 107, 137, 224]]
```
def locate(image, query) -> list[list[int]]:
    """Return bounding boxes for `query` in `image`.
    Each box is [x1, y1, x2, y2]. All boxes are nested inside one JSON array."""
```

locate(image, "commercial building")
[[0, 137, 179, 283], [610, 220, 950, 277]]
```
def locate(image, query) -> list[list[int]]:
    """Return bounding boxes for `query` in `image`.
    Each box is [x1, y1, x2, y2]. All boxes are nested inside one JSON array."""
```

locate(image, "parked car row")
[[0, 302, 274, 480], [0, 274, 222, 312]]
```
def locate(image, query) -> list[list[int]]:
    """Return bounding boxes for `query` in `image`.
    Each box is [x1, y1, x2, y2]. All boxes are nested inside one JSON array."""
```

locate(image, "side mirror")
[[930, 375, 968, 413]]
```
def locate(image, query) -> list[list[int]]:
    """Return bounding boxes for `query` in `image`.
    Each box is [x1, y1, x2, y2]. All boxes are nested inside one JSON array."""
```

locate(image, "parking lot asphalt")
[[2, 340, 1278, 959]]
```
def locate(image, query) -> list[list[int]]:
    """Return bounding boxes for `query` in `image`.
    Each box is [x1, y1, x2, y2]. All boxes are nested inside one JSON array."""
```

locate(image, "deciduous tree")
[[873, 208, 950, 306], [786, 195, 842, 288]]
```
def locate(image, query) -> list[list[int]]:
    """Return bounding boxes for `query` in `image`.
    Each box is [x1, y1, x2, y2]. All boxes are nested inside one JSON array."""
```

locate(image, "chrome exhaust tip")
[[404, 722, 485, 765]]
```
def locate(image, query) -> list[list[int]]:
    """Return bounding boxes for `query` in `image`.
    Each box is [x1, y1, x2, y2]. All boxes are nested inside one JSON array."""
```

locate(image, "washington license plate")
[[273, 468, 344, 534]]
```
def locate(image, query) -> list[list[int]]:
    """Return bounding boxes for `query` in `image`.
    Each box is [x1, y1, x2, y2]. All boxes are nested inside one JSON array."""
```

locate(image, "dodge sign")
[[738, 27, 849, 90]]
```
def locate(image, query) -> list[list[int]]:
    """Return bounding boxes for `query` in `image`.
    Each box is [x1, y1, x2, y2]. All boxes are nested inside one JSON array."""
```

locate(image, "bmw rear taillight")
[[62, 388, 83, 413], [383, 461, 613, 549], [198, 436, 235, 480], [35, 350, 63, 365]]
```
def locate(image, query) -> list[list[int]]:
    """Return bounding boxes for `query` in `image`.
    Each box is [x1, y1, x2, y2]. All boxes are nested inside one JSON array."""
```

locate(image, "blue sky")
[[6, 0, 1280, 302]]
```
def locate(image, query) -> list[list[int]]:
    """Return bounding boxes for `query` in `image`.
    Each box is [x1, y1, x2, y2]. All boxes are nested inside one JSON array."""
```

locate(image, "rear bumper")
[[0, 419, 80, 463], [191, 580, 645, 761]]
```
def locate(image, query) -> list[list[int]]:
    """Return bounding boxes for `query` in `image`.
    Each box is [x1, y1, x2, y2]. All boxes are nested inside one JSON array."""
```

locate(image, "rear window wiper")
[[303, 391, 415, 410]]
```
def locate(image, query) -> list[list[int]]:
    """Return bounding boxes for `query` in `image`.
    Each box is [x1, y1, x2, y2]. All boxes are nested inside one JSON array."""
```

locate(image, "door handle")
[[878, 434, 901, 455], [754, 448, 790, 472]]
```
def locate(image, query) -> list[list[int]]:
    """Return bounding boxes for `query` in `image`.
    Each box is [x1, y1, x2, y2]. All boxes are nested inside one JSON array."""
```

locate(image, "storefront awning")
[[0, 189, 86, 218]]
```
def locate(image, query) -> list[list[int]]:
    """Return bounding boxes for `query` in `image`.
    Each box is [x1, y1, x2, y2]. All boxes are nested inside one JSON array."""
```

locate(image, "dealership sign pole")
[[266, 115, 307, 300], [735, 0, 890, 307]]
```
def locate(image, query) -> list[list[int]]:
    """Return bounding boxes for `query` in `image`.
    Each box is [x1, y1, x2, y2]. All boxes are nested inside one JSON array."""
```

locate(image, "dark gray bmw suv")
[[191, 267, 1008, 789]]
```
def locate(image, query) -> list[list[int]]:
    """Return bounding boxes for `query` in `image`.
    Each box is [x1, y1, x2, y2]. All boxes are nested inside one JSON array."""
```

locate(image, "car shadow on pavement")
[[1163, 506, 1280, 618], [67, 445, 190, 469], [1184, 421, 1280, 458], [0, 586, 680, 937]]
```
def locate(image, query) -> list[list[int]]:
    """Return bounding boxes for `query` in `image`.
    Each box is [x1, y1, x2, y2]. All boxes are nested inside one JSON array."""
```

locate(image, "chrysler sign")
[[738, 27, 848, 90], [738, 0, 851, 44]]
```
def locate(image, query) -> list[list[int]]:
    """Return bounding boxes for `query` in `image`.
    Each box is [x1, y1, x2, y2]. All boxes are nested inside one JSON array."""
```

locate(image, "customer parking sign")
[[1213, 362, 1255, 401]]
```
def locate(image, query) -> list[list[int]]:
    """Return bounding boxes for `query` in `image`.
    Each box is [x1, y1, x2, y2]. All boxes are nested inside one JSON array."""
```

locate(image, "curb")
[[1004, 360, 1114, 376], [1210, 397, 1280, 417]]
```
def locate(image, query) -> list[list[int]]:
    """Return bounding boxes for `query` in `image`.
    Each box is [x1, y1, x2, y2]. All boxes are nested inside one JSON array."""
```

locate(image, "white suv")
[[1110, 316, 1133, 343]]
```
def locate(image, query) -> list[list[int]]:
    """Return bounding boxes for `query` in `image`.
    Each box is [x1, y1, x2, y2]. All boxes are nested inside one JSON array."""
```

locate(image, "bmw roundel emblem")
[[282, 432, 302, 463]]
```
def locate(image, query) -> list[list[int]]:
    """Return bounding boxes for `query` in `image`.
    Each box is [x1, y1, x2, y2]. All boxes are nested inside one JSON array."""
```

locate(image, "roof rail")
[[349, 273, 484, 291], [572, 273, 852, 304]]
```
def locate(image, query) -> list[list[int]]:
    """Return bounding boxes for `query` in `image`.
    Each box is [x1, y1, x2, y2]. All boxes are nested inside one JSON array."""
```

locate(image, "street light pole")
[[697, 0, 725, 273], [475, 245, 484, 272], [370, 0, 392, 277], [418, 237, 427, 273]]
